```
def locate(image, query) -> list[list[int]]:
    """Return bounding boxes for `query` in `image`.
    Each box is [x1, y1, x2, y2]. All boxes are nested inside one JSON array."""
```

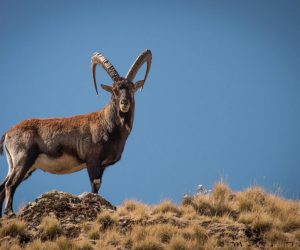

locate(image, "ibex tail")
[[0, 133, 5, 156]]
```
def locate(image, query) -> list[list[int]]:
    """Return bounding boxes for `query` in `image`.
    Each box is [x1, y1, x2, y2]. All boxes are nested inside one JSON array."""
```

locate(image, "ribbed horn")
[[125, 49, 152, 89], [91, 52, 121, 96]]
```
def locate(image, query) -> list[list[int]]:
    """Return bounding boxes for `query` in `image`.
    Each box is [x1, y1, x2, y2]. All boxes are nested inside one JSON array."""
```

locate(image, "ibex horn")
[[91, 52, 121, 96], [125, 49, 152, 90]]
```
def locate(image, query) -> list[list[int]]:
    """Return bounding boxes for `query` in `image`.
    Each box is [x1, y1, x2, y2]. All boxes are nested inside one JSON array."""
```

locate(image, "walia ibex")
[[0, 49, 152, 216]]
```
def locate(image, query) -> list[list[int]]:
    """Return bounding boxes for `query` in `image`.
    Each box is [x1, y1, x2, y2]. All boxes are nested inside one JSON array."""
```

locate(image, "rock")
[[18, 190, 116, 237]]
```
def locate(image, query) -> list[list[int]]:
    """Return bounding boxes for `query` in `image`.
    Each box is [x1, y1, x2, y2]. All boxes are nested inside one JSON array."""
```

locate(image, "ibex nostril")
[[121, 100, 128, 105]]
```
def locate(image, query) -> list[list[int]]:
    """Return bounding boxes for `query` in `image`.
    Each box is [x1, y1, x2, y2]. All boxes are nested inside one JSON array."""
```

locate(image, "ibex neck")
[[104, 100, 135, 133]]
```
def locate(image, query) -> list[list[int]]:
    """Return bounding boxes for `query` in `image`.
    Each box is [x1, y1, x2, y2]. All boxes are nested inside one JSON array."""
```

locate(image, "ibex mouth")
[[120, 104, 130, 113]]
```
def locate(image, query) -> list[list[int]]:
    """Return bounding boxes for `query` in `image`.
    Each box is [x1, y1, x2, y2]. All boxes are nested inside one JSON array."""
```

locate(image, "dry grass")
[[4, 236, 93, 250], [97, 210, 117, 231], [0, 183, 299, 249], [167, 236, 192, 250], [75, 239, 94, 250], [25, 239, 52, 250], [38, 216, 62, 240], [237, 186, 267, 212], [101, 228, 124, 248], [238, 211, 273, 232], [295, 229, 300, 241], [178, 204, 198, 220], [152, 200, 182, 218], [0, 218, 27, 238], [0, 240, 22, 250], [264, 229, 289, 245], [181, 183, 236, 219], [236, 187, 300, 233], [133, 240, 164, 250], [117, 200, 150, 220], [87, 227, 100, 240]]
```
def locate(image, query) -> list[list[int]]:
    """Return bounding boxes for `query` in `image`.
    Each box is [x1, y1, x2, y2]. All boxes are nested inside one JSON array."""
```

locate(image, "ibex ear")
[[133, 80, 145, 92], [101, 84, 113, 93]]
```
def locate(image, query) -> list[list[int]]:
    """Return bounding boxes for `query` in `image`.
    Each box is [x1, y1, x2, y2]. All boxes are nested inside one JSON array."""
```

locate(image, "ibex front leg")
[[86, 158, 105, 194]]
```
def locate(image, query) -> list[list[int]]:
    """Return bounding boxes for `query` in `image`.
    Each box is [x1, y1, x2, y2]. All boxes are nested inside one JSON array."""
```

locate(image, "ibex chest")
[[101, 128, 129, 166]]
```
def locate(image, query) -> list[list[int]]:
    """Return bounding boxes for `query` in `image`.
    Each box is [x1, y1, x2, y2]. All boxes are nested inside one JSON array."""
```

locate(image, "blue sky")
[[0, 1, 299, 210]]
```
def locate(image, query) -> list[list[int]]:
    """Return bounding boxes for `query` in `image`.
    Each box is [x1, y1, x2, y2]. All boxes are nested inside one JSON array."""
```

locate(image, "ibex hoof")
[[4, 210, 16, 218]]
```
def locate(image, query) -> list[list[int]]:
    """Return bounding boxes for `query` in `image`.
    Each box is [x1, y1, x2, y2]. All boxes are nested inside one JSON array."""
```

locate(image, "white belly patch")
[[32, 153, 87, 174]]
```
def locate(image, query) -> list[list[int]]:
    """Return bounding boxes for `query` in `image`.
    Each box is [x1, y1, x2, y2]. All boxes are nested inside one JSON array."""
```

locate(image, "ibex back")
[[0, 49, 152, 216]]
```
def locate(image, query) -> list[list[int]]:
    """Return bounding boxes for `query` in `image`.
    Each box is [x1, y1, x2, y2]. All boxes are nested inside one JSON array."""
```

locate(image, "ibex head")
[[91, 50, 152, 114]]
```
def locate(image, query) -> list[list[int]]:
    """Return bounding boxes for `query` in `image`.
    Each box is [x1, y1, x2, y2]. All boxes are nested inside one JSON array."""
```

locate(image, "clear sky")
[[0, 1, 299, 211]]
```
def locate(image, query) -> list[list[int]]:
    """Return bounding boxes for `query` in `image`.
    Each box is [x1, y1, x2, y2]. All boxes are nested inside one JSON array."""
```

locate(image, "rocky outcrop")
[[18, 191, 115, 237]]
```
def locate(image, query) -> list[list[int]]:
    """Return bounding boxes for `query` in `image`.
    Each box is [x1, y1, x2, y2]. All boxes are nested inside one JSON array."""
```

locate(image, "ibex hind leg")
[[0, 145, 14, 217], [4, 168, 28, 216], [0, 177, 8, 217], [4, 144, 40, 216]]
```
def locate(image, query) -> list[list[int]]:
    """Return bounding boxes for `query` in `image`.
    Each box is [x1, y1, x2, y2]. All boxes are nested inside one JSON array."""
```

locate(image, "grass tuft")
[[237, 186, 266, 212], [211, 182, 231, 204], [97, 210, 117, 231], [0, 218, 27, 238], [133, 240, 164, 250], [193, 225, 209, 245], [168, 235, 191, 250], [118, 200, 150, 220], [87, 227, 100, 240], [39, 216, 62, 240], [54, 236, 76, 250], [153, 200, 182, 217]]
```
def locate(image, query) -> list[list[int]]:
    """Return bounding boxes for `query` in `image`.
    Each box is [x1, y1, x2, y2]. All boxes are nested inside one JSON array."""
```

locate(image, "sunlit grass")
[[0, 183, 299, 249], [38, 216, 62, 240]]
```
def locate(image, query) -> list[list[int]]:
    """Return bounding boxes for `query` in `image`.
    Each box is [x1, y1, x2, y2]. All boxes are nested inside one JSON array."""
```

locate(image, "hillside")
[[0, 184, 299, 249]]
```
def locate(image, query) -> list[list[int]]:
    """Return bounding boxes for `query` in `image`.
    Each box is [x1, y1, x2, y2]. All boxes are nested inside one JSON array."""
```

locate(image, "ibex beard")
[[0, 49, 152, 216]]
